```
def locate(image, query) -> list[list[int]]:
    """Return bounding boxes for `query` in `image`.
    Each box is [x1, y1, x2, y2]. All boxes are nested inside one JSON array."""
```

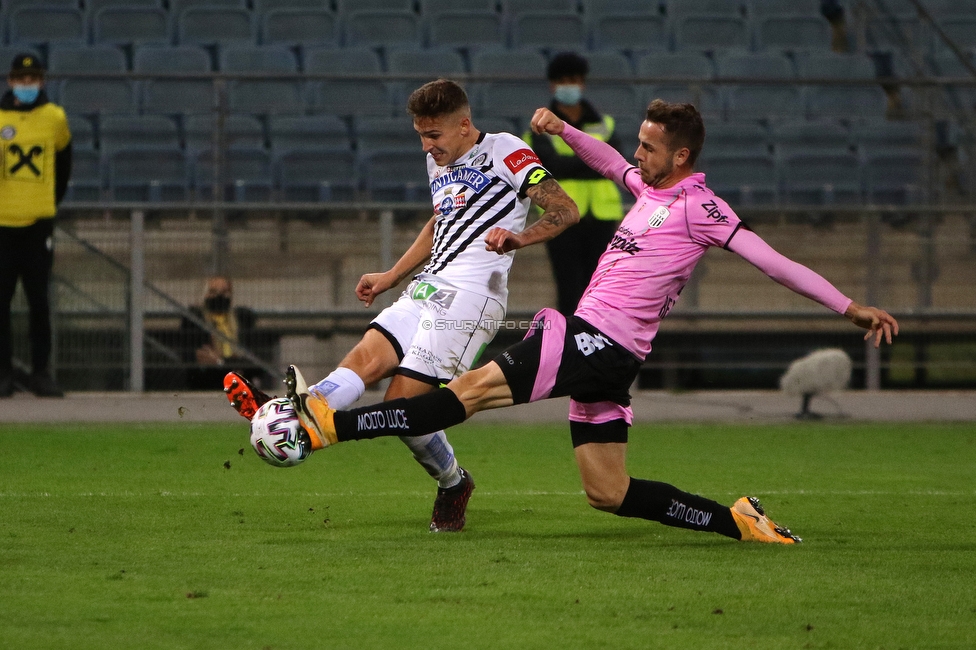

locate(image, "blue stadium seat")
[[704, 121, 770, 156], [177, 7, 256, 48], [796, 53, 888, 119], [304, 47, 394, 117], [697, 152, 779, 205], [386, 47, 467, 106], [716, 52, 801, 120], [135, 45, 215, 115], [8, 6, 86, 47], [195, 149, 273, 201], [780, 152, 862, 204], [586, 51, 634, 78], [261, 9, 337, 47], [471, 48, 549, 119], [99, 115, 180, 156], [269, 115, 351, 152], [748, 0, 825, 17], [276, 149, 358, 201], [3, 0, 79, 9], [343, 11, 422, 49], [92, 7, 170, 47], [51, 45, 136, 115], [770, 119, 851, 157], [591, 14, 670, 53], [171, 0, 247, 13], [755, 15, 832, 52], [584, 84, 640, 121], [67, 115, 96, 151], [583, 0, 664, 18], [87, 0, 164, 11], [253, 0, 331, 10], [851, 118, 924, 153], [427, 11, 505, 51], [673, 15, 750, 52], [221, 46, 304, 116], [108, 148, 190, 202], [335, 0, 415, 12], [512, 12, 587, 51], [64, 149, 104, 202], [420, 0, 498, 16], [863, 149, 926, 204], [184, 114, 265, 154], [863, 15, 926, 54], [636, 52, 722, 119], [360, 149, 431, 201], [354, 117, 418, 155], [502, 0, 579, 15], [665, 0, 746, 18]]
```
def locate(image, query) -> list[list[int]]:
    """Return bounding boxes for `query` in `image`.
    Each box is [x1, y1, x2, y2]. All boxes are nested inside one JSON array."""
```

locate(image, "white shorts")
[[370, 277, 506, 385]]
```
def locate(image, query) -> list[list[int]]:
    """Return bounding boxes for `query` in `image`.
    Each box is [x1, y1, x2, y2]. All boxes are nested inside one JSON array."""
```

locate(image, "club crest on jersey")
[[429, 166, 490, 195], [471, 153, 488, 166], [647, 206, 670, 229], [0, 125, 15, 141], [504, 148, 541, 173]]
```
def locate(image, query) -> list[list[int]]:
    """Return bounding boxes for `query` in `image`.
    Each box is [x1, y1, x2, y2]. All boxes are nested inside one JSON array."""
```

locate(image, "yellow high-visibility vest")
[[0, 102, 71, 226]]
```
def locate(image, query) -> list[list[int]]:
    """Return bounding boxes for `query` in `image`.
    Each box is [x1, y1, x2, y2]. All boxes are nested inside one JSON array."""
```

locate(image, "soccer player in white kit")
[[227, 80, 579, 532], [284, 100, 899, 543]]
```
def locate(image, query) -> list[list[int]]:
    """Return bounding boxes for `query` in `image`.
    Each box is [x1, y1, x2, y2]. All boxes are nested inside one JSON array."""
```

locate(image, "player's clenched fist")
[[485, 227, 523, 254], [356, 272, 393, 307], [530, 108, 566, 136]]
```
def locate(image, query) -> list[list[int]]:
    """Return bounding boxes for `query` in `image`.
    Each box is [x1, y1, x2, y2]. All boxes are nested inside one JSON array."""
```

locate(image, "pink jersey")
[[561, 124, 851, 360]]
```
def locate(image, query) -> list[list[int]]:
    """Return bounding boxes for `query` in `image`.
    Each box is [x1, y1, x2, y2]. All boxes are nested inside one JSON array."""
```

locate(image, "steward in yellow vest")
[[523, 52, 624, 316], [0, 53, 72, 398]]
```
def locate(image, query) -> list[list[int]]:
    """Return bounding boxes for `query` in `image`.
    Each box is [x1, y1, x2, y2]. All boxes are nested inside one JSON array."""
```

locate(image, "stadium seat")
[[86, 0, 164, 11], [177, 7, 256, 48], [108, 148, 190, 202], [184, 114, 265, 153], [796, 53, 889, 119], [354, 117, 418, 154], [66, 115, 96, 151], [386, 47, 467, 105], [502, 0, 579, 16], [269, 115, 351, 153], [673, 15, 750, 52], [770, 119, 851, 157], [716, 53, 801, 120], [427, 11, 506, 52], [276, 149, 359, 201], [697, 151, 779, 205], [851, 118, 924, 153], [583, 0, 664, 19], [305, 47, 394, 117], [64, 148, 104, 202], [665, 0, 746, 18], [937, 18, 976, 56], [334, 0, 415, 12], [754, 15, 832, 52], [2, 0, 79, 9], [359, 149, 431, 201], [8, 6, 86, 47], [584, 84, 640, 121], [135, 45, 215, 115], [586, 51, 634, 78], [170, 0, 247, 13], [420, 0, 498, 16], [253, 0, 331, 10], [51, 45, 136, 116], [261, 9, 337, 47], [92, 7, 170, 47], [780, 151, 862, 204], [863, 16, 926, 54], [343, 11, 422, 49], [99, 115, 180, 156], [511, 12, 587, 51], [862, 148, 926, 204], [194, 149, 273, 201], [221, 46, 304, 116], [591, 14, 670, 53], [929, 55, 976, 113], [636, 52, 722, 118], [747, 0, 824, 17], [704, 121, 770, 156], [471, 48, 549, 119]]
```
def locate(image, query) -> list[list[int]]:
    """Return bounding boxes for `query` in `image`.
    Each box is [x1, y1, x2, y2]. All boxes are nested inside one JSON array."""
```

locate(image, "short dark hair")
[[645, 99, 705, 167], [406, 79, 470, 119], [547, 52, 589, 82]]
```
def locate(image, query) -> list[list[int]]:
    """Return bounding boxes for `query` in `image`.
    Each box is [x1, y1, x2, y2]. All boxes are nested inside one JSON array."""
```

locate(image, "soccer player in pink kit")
[[282, 100, 899, 543]]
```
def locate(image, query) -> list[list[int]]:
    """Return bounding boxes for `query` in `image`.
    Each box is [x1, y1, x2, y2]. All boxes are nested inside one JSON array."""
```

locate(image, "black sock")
[[334, 388, 468, 442], [615, 478, 741, 539]]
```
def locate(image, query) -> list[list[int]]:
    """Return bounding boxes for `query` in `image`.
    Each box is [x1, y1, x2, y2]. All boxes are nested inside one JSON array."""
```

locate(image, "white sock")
[[310, 367, 365, 410], [400, 431, 461, 488]]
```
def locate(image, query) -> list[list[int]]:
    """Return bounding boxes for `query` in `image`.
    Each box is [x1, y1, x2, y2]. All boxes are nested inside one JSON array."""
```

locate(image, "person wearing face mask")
[[179, 275, 261, 391], [0, 54, 72, 398], [523, 52, 625, 317]]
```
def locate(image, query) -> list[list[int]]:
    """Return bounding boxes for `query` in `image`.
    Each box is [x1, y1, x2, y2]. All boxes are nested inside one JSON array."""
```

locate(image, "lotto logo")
[[504, 148, 541, 173], [575, 332, 612, 356]]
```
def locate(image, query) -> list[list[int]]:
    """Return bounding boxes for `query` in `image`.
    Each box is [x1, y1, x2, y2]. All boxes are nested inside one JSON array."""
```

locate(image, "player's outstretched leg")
[[223, 371, 271, 420], [429, 466, 475, 532], [730, 496, 801, 544], [285, 365, 338, 449]]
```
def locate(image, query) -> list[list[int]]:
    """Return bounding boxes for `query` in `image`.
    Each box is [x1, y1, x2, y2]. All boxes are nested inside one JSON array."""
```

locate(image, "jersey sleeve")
[[492, 133, 552, 198], [685, 190, 745, 249]]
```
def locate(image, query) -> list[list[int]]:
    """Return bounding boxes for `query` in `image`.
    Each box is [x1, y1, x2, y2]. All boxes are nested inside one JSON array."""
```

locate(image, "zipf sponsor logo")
[[575, 332, 612, 356], [665, 500, 713, 527], [503, 148, 541, 173], [357, 408, 409, 432], [701, 200, 729, 224], [609, 233, 641, 255]]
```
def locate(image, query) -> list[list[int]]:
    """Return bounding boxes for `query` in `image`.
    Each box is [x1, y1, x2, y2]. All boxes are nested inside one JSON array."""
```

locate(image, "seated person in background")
[[180, 275, 261, 390]]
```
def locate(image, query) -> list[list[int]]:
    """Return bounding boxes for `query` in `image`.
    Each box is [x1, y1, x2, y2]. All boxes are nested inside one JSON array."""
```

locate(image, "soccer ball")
[[249, 398, 312, 468]]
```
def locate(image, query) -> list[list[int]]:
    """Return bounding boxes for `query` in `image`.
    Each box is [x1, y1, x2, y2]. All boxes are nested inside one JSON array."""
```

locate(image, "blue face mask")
[[553, 84, 582, 106], [13, 84, 40, 104]]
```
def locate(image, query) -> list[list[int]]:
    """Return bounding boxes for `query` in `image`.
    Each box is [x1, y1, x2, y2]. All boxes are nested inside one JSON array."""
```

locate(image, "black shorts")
[[493, 308, 641, 418]]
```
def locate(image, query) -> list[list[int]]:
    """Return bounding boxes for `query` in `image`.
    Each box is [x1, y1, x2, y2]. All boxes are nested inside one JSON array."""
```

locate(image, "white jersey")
[[419, 131, 551, 307]]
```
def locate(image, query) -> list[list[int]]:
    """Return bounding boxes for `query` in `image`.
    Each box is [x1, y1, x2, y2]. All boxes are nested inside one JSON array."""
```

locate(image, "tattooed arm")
[[484, 178, 580, 254]]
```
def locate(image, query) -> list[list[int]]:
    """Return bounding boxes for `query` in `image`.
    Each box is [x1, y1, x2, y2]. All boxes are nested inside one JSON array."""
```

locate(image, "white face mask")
[[553, 84, 582, 105]]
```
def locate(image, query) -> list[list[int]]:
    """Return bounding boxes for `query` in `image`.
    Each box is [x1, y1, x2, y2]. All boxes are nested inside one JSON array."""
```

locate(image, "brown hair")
[[406, 79, 470, 119], [645, 99, 705, 167]]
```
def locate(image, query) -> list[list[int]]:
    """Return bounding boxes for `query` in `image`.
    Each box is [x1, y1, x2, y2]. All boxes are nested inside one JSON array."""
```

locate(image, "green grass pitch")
[[1, 421, 975, 649]]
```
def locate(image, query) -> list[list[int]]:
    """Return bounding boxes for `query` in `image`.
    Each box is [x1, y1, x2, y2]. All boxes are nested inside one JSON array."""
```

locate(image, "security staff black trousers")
[[0, 219, 55, 374]]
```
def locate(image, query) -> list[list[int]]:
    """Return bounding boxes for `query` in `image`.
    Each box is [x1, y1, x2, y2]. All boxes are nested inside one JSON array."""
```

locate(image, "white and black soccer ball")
[[249, 398, 312, 468]]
